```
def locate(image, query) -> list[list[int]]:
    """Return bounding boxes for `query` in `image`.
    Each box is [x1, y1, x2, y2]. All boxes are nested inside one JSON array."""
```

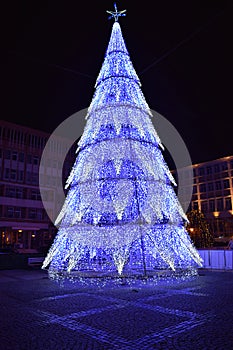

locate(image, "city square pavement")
[[0, 269, 233, 350]]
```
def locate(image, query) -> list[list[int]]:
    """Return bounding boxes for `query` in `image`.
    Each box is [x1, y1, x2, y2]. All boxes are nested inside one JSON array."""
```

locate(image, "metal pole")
[[140, 226, 147, 277]]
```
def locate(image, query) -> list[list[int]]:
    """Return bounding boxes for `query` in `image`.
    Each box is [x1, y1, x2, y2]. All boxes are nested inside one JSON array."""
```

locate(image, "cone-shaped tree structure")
[[187, 210, 214, 248], [42, 17, 202, 278]]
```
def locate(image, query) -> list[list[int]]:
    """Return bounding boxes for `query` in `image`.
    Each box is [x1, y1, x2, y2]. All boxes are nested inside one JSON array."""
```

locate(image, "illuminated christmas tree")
[[42, 4, 202, 279], [187, 210, 214, 248]]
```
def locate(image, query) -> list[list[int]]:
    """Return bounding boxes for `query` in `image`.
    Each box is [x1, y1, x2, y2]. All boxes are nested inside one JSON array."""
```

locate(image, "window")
[[29, 208, 36, 219], [225, 198, 232, 210], [209, 200, 215, 212], [31, 135, 35, 148], [201, 201, 208, 212], [33, 156, 39, 165], [12, 151, 17, 161], [16, 188, 23, 198], [221, 162, 228, 171], [10, 170, 17, 181], [18, 171, 24, 182], [18, 153, 24, 162], [14, 207, 21, 218], [214, 164, 220, 173], [32, 173, 38, 185], [4, 168, 10, 179], [34, 136, 38, 148], [215, 181, 222, 190], [223, 179, 230, 189], [5, 150, 11, 159], [193, 185, 197, 194], [27, 155, 32, 164], [26, 172, 31, 183], [21, 208, 26, 219], [217, 198, 224, 211], [199, 184, 206, 192], [37, 209, 43, 220], [31, 190, 37, 200], [208, 182, 214, 191], [198, 167, 205, 176], [31, 190, 41, 200], [6, 187, 15, 197], [6, 207, 14, 218], [207, 166, 212, 174], [193, 202, 199, 210]]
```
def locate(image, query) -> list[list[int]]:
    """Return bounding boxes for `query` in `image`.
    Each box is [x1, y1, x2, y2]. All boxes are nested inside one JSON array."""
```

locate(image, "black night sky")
[[1, 0, 232, 164]]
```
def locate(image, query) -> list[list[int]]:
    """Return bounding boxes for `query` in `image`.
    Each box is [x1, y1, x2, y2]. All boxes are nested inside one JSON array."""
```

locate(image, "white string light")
[[42, 21, 202, 280]]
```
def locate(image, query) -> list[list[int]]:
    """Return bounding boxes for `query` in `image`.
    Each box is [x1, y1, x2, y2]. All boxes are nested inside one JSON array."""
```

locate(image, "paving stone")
[[0, 269, 233, 350]]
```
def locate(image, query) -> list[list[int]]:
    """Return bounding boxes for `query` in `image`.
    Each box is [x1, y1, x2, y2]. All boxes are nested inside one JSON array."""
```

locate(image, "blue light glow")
[[42, 21, 202, 279]]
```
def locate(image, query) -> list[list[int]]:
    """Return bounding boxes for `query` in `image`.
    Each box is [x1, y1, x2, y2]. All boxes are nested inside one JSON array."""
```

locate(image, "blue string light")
[[42, 19, 202, 280]]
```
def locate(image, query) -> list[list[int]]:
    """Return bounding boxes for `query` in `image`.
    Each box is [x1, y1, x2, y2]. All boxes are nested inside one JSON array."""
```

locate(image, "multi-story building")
[[0, 120, 75, 252], [176, 156, 233, 238], [1, 120, 232, 251]]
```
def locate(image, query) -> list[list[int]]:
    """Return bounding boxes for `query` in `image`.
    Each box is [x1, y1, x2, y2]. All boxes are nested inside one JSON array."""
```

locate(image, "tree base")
[[46, 266, 199, 286]]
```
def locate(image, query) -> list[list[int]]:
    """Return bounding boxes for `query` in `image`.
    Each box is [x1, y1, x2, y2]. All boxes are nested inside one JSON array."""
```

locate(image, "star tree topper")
[[106, 3, 127, 22]]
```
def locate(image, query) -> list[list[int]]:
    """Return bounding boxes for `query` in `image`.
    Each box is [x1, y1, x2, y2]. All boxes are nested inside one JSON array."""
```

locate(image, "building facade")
[[1, 120, 232, 251], [176, 156, 233, 239], [0, 120, 75, 252]]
